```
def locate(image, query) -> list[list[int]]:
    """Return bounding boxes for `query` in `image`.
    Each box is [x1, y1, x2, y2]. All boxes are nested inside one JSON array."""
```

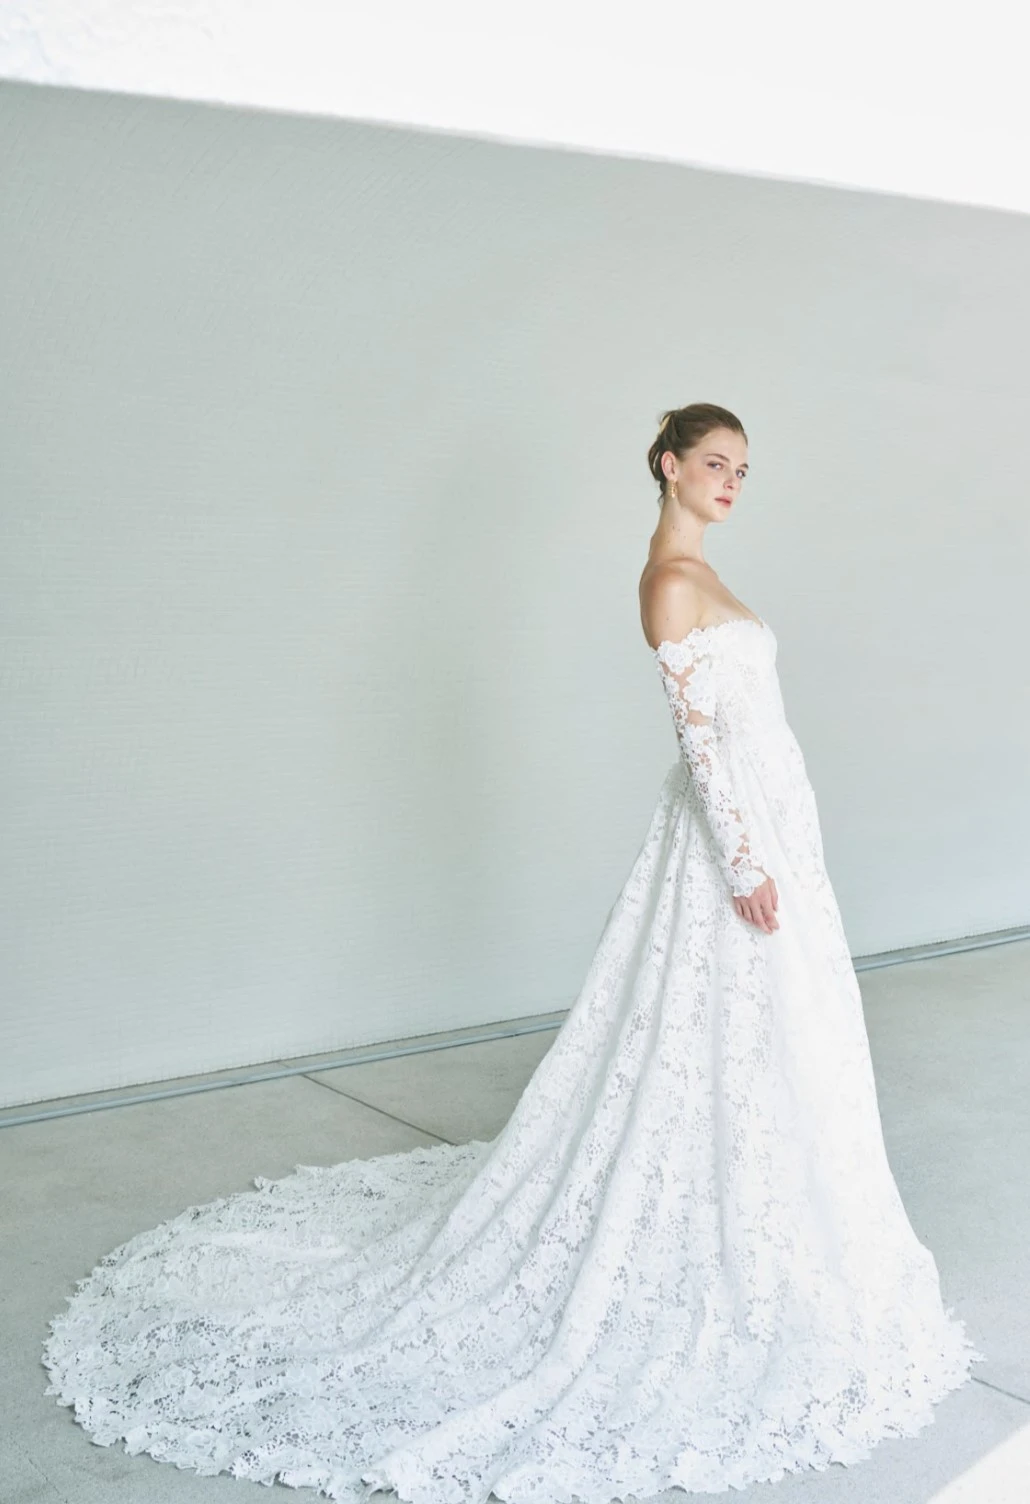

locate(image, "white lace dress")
[[42, 615, 982, 1503]]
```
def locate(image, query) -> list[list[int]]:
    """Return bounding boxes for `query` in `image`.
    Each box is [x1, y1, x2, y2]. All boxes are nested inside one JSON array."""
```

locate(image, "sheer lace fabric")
[[652, 621, 773, 897], [42, 616, 982, 1503]]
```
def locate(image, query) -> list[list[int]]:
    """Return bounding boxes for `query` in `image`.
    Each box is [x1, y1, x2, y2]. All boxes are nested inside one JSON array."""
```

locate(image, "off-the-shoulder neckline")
[[651, 616, 769, 656]]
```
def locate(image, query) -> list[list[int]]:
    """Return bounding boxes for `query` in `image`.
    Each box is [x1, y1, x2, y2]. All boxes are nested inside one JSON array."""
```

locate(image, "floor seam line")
[[301, 1072, 456, 1146], [971, 1376, 1030, 1406]]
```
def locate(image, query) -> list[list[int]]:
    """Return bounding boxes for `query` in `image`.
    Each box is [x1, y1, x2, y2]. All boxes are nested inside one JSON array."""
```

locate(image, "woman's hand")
[[734, 872, 779, 933]]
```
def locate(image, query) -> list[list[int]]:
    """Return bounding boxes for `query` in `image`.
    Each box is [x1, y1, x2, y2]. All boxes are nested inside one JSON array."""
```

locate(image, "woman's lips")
[[717, 496, 732, 505]]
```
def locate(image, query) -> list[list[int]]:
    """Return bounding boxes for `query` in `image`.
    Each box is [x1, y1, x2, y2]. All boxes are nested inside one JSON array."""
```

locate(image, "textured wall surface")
[[1, 78, 1028, 1108]]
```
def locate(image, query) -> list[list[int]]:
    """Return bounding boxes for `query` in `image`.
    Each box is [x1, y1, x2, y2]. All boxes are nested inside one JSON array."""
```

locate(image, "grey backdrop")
[[2, 79, 1027, 1109]]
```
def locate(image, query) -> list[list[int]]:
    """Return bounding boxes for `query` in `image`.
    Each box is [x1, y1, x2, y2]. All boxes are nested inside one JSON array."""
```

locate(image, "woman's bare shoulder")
[[639, 559, 708, 652]]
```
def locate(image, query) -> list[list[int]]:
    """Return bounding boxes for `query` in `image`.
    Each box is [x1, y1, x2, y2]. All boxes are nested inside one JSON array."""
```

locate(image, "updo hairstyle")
[[646, 403, 747, 507]]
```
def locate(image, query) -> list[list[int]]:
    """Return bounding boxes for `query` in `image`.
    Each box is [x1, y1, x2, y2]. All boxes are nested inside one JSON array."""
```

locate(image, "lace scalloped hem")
[[41, 1312, 984, 1504]]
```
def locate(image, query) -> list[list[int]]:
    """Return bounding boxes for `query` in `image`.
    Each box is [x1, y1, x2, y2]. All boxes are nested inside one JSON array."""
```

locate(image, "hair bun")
[[646, 403, 747, 505]]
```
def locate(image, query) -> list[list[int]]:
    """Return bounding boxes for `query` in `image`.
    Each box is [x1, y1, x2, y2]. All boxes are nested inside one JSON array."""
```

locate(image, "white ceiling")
[[2, 0, 1027, 217]]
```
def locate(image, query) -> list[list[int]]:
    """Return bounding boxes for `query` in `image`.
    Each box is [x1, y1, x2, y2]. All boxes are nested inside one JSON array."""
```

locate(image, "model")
[[42, 402, 981, 1503]]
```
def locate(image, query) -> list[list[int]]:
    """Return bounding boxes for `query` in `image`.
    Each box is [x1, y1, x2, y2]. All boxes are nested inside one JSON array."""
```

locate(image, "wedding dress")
[[42, 614, 982, 1503]]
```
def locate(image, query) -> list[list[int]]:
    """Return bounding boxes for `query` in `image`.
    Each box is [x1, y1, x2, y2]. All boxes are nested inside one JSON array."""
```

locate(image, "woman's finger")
[[751, 898, 771, 933]]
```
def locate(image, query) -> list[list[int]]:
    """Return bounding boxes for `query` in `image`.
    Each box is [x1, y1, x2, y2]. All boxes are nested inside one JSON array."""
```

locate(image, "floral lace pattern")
[[653, 620, 773, 897], [42, 615, 983, 1503]]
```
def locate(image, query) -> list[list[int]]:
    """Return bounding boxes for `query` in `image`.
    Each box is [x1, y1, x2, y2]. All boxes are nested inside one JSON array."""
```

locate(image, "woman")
[[43, 402, 981, 1502]]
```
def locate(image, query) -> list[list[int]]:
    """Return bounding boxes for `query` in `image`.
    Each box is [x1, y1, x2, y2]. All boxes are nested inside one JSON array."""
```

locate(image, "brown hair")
[[646, 402, 747, 506]]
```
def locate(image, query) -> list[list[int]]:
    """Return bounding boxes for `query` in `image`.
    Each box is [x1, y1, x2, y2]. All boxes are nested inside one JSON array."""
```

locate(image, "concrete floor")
[[2, 940, 1028, 1504]]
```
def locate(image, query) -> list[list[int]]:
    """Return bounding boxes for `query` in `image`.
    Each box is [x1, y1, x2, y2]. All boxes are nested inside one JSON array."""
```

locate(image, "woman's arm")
[[652, 633, 771, 897]]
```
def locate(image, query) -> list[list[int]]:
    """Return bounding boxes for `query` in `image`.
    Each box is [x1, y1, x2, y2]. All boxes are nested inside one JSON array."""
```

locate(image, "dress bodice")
[[652, 618, 786, 753]]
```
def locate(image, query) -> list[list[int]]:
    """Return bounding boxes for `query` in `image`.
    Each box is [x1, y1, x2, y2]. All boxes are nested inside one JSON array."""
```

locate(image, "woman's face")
[[671, 427, 750, 520]]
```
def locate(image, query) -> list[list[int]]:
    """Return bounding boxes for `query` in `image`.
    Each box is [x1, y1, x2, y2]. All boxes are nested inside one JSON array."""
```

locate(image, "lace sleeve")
[[654, 636, 770, 899]]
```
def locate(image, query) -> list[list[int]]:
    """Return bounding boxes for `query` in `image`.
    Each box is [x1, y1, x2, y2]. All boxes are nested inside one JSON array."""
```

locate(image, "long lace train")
[[41, 618, 983, 1501]]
